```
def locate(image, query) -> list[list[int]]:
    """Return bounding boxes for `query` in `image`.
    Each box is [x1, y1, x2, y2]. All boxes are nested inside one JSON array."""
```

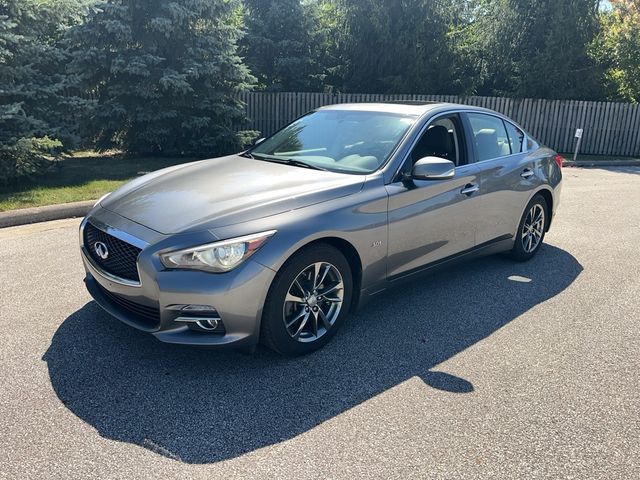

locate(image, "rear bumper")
[[80, 211, 276, 348]]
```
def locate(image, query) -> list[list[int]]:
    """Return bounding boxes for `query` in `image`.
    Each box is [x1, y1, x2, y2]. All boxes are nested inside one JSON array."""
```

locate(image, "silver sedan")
[[80, 103, 562, 355]]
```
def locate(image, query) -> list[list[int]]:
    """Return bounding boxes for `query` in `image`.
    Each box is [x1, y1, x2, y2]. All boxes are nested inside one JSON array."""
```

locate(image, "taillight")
[[554, 154, 563, 169]]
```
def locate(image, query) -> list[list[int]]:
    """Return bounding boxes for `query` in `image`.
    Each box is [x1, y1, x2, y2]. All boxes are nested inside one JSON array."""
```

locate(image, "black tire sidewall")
[[261, 244, 353, 356], [512, 194, 548, 261]]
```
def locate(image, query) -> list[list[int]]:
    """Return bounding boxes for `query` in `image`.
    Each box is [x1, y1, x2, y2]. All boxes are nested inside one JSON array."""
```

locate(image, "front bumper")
[[80, 210, 276, 347]]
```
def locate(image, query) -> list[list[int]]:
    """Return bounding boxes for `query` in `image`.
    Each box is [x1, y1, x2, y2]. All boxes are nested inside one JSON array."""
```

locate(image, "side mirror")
[[411, 157, 455, 180], [253, 137, 266, 146]]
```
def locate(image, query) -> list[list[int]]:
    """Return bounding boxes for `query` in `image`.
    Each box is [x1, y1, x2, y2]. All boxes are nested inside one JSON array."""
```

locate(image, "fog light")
[[195, 318, 219, 331], [171, 304, 224, 333]]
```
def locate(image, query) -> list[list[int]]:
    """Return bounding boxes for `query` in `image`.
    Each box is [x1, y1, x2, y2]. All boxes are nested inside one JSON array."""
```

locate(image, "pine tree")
[[330, 0, 464, 94], [241, 0, 317, 91], [0, 0, 90, 184], [69, 0, 255, 157]]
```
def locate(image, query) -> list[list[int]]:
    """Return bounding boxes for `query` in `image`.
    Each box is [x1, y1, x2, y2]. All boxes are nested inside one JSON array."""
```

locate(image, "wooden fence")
[[237, 92, 640, 157]]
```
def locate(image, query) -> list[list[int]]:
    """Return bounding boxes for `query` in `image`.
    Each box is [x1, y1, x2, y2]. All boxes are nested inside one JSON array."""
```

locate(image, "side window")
[[467, 113, 511, 162], [504, 121, 525, 154], [409, 114, 466, 168]]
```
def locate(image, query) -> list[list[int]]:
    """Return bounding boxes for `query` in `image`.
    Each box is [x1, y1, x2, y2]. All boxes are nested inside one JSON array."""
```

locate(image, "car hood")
[[100, 155, 365, 234]]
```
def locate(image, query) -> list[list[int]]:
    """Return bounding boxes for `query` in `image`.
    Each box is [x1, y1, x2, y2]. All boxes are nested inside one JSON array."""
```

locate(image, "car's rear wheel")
[[511, 194, 548, 261], [261, 244, 353, 356]]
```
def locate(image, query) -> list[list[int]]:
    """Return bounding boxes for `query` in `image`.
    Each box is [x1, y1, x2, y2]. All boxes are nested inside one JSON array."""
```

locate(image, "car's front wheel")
[[511, 194, 548, 261], [261, 244, 353, 356]]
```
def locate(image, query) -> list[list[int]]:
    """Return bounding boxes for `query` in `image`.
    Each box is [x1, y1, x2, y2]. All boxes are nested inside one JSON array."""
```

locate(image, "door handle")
[[460, 183, 479, 196], [521, 168, 534, 179]]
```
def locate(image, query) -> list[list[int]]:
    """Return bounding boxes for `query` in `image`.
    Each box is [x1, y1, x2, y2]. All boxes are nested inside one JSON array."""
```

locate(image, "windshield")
[[249, 110, 417, 174]]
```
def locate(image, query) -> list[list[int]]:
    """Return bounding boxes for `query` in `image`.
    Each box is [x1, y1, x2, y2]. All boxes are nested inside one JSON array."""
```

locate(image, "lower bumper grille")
[[96, 283, 160, 329]]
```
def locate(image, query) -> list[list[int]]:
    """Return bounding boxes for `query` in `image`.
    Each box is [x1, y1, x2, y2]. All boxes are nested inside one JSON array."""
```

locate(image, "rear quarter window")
[[504, 121, 525, 154]]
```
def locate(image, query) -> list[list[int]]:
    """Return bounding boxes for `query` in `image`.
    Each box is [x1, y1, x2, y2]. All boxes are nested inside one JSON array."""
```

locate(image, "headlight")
[[160, 230, 276, 273], [94, 192, 111, 207]]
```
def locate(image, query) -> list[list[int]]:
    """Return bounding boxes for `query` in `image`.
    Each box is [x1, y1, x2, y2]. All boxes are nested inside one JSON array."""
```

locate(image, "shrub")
[[0, 136, 61, 185]]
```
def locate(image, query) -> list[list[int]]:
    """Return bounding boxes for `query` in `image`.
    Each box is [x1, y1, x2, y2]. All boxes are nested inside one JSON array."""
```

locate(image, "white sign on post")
[[573, 128, 584, 162]]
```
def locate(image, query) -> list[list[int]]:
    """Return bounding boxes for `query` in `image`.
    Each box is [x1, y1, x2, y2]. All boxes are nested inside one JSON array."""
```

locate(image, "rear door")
[[463, 112, 536, 244]]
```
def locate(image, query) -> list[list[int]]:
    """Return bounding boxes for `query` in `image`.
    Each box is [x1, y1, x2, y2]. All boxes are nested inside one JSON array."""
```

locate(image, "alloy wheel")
[[522, 203, 545, 253], [282, 262, 344, 343]]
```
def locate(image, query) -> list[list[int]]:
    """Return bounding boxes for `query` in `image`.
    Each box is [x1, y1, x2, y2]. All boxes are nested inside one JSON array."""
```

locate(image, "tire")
[[261, 244, 353, 356], [511, 194, 549, 262]]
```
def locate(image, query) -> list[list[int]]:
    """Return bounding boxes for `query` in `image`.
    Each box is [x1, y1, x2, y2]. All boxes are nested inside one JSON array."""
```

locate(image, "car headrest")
[[412, 125, 453, 161], [475, 129, 501, 160]]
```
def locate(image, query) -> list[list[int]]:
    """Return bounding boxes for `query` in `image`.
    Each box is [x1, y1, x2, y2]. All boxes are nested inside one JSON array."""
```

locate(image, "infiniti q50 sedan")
[[80, 102, 562, 355]]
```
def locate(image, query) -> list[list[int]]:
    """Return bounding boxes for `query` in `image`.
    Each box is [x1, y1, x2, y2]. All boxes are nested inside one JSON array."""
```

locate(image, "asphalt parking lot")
[[1, 167, 639, 479]]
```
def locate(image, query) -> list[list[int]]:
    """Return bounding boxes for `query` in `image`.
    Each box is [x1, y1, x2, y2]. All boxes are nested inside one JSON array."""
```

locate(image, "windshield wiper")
[[279, 158, 329, 171], [240, 151, 254, 159], [251, 154, 329, 171]]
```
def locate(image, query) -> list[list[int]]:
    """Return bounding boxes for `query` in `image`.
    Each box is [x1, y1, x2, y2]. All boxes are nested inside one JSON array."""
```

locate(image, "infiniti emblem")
[[94, 241, 109, 260]]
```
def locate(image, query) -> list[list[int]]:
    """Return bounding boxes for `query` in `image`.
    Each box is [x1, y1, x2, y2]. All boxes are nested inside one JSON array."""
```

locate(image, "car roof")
[[317, 102, 494, 117]]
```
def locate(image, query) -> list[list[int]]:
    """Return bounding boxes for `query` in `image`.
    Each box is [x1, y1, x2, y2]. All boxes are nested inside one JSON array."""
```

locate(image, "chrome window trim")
[[79, 217, 148, 288], [389, 108, 534, 182]]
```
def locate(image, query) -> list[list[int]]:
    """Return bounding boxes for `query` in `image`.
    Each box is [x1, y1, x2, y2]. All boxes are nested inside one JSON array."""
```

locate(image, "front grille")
[[84, 222, 142, 282], [97, 283, 160, 328]]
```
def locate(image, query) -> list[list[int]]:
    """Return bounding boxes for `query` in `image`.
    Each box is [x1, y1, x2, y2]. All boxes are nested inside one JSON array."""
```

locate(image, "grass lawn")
[[0, 152, 197, 212]]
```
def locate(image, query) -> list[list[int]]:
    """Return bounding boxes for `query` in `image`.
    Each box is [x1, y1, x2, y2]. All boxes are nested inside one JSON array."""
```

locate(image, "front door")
[[385, 114, 481, 279]]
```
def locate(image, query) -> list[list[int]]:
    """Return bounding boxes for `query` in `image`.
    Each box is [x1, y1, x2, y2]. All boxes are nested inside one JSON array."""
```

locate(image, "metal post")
[[573, 128, 584, 162]]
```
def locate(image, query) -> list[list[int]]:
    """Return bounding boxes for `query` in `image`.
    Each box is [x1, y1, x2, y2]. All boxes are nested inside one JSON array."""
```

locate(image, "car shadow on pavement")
[[43, 244, 582, 464]]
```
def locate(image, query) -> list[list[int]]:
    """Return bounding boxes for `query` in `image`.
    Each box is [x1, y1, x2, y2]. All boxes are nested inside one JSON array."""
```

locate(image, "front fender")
[[209, 177, 390, 293]]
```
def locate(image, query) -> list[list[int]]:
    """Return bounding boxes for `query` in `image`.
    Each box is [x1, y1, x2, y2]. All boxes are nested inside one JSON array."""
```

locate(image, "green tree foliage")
[[462, 0, 604, 99], [69, 0, 255, 157], [0, 0, 89, 184], [241, 0, 318, 91], [329, 0, 466, 94], [303, 0, 345, 92], [4, 0, 640, 187], [594, 0, 640, 102]]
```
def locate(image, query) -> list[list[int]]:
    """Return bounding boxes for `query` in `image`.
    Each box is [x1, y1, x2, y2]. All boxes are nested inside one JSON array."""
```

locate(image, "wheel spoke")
[[323, 295, 341, 303], [318, 308, 332, 330], [285, 292, 305, 304], [286, 308, 307, 328], [311, 310, 318, 337], [292, 312, 311, 339], [311, 262, 322, 290], [316, 263, 330, 289], [293, 278, 307, 296], [534, 212, 543, 225], [319, 281, 343, 296]]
